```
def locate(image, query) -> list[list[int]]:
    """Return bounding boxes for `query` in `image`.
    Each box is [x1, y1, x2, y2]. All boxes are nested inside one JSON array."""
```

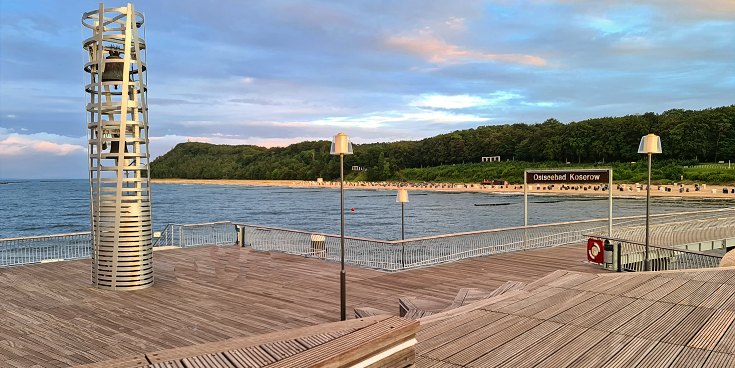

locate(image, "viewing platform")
[[0, 243, 601, 367]]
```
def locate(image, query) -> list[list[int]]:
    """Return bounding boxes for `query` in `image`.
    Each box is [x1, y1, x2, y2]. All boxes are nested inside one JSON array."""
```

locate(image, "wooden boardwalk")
[[0, 243, 600, 367], [415, 268, 735, 367]]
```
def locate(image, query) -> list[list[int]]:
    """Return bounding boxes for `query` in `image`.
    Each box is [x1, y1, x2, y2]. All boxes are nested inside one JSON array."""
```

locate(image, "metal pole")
[[608, 169, 613, 237], [340, 153, 346, 321], [401, 202, 405, 268], [401, 202, 405, 241], [645, 153, 651, 271], [523, 171, 528, 249]]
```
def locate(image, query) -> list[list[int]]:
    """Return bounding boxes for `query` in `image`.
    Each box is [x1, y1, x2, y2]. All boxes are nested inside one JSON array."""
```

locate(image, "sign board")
[[526, 170, 610, 184], [523, 168, 614, 268]]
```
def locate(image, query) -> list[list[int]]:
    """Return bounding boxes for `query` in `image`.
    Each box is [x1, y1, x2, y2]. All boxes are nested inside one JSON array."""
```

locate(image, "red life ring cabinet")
[[587, 238, 604, 263]]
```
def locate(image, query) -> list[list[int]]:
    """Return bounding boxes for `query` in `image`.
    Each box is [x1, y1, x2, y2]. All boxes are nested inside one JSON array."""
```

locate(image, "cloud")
[[385, 34, 547, 66], [0, 130, 85, 156], [410, 92, 524, 109], [1, 0, 733, 178], [307, 110, 488, 129]]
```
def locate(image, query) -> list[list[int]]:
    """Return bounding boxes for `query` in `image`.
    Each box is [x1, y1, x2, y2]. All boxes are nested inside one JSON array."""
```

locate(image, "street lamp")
[[396, 188, 409, 268], [638, 133, 662, 271], [330, 132, 352, 321]]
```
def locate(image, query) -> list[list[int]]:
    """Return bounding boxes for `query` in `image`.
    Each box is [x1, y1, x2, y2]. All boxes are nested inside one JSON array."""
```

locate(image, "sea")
[[1, 179, 734, 240]]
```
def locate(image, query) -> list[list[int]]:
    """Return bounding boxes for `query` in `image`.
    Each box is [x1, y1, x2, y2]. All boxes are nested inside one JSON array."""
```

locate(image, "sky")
[[0, 0, 733, 179]]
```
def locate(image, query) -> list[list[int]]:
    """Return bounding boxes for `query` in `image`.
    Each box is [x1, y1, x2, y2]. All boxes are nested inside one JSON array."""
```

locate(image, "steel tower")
[[82, 3, 153, 290]]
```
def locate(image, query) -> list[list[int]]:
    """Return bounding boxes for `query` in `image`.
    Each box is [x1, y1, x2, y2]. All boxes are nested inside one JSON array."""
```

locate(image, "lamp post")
[[396, 188, 409, 268], [330, 132, 352, 321], [638, 133, 662, 271]]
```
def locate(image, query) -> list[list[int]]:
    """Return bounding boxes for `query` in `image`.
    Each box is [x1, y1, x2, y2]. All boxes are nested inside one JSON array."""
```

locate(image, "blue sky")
[[1, 0, 733, 178]]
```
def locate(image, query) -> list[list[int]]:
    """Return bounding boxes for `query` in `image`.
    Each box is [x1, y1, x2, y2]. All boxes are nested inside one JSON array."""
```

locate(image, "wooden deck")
[[415, 268, 735, 367], [0, 243, 600, 367]]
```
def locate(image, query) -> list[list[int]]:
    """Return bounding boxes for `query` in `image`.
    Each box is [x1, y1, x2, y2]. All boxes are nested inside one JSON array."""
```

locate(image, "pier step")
[[396, 281, 527, 320]]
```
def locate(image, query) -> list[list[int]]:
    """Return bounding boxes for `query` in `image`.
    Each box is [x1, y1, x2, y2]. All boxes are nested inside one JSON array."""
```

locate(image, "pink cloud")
[[0, 135, 85, 156], [385, 35, 547, 67]]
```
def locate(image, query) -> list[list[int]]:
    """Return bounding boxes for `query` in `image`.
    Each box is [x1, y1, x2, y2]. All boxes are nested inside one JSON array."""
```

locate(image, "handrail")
[[0, 232, 91, 242], [590, 235, 724, 259], [3, 207, 733, 270], [589, 234, 723, 272], [1, 221, 236, 267], [237, 207, 735, 244]]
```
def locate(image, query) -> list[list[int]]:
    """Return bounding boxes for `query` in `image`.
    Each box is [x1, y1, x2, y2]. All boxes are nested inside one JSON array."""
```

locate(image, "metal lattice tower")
[[82, 3, 153, 290]]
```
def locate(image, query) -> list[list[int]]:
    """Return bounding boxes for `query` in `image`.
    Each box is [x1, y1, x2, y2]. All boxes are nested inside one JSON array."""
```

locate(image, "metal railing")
[[2, 208, 732, 270], [0, 232, 91, 267], [153, 221, 236, 247], [238, 207, 735, 271], [593, 236, 723, 272], [0, 221, 236, 267], [594, 215, 735, 250]]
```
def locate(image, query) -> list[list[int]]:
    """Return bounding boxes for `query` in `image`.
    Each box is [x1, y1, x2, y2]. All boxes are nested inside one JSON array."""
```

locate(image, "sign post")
[[523, 169, 613, 252]]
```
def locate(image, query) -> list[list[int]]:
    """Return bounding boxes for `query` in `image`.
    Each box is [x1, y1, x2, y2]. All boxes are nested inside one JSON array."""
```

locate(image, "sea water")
[[1, 179, 733, 240]]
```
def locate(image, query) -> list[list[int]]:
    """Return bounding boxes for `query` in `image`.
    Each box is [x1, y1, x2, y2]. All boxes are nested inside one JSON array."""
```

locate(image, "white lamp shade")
[[396, 188, 409, 203], [638, 133, 662, 154], [330, 132, 353, 155]]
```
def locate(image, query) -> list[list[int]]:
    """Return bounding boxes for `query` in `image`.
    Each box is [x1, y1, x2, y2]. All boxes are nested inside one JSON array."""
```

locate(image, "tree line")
[[150, 105, 735, 182]]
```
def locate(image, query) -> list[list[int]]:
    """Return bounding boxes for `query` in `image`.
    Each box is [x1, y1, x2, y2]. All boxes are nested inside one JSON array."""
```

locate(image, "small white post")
[[524, 170, 528, 249], [608, 169, 613, 237]]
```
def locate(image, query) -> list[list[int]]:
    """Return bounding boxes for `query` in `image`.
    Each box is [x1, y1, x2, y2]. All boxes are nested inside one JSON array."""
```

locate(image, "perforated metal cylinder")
[[82, 3, 153, 290]]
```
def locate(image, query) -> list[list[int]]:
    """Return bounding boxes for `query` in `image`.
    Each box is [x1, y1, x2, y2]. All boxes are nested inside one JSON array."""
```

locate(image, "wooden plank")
[[422, 315, 527, 360], [615, 301, 675, 337], [623, 276, 673, 298], [222, 346, 275, 368], [601, 337, 658, 368], [146, 316, 386, 363], [417, 312, 509, 354], [443, 317, 543, 366], [569, 296, 637, 328], [688, 310, 735, 350], [714, 315, 735, 354], [638, 304, 696, 342], [596, 298, 655, 332], [669, 346, 711, 368], [180, 353, 234, 368], [639, 278, 690, 301], [532, 328, 609, 368], [74, 354, 148, 368], [603, 273, 657, 295], [635, 341, 685, 368], [414, 356, 462, 367], [513, 289, 592, 318], [548, 293, 614, 324], [660, 281, 707, 304], [494, 324, 587, 368], [663, 307, 716, 346], [464, 320, 562, 368], [565, 333, 633, 368], [266, 316, 418, 368], [702, 352, 735, 368]]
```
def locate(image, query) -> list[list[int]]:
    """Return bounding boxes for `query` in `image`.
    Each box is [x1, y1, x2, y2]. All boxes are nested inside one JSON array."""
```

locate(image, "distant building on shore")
[[481, 156, 501, 162]]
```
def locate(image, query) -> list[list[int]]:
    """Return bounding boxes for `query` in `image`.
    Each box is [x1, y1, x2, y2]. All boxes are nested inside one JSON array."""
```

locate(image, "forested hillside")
[[150, 105, 735, 182]]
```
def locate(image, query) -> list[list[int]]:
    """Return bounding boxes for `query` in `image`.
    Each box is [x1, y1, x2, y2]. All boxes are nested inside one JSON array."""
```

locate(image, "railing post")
[[401, 242, 406, 269], [616, 242, 622, 272]]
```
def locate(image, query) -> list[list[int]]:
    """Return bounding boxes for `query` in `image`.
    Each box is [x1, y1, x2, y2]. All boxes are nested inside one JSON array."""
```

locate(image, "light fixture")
[[396, 188, 409, 268], [330, 132, 352, 321], [639, 133, 662, 271]]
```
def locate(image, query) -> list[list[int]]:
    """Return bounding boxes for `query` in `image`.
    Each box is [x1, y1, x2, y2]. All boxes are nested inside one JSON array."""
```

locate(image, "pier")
[[0, 243, 598, 366]]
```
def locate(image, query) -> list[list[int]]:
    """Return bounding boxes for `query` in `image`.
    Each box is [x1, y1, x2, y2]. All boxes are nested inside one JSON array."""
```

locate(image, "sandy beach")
[[153, 178, 735, 200]]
